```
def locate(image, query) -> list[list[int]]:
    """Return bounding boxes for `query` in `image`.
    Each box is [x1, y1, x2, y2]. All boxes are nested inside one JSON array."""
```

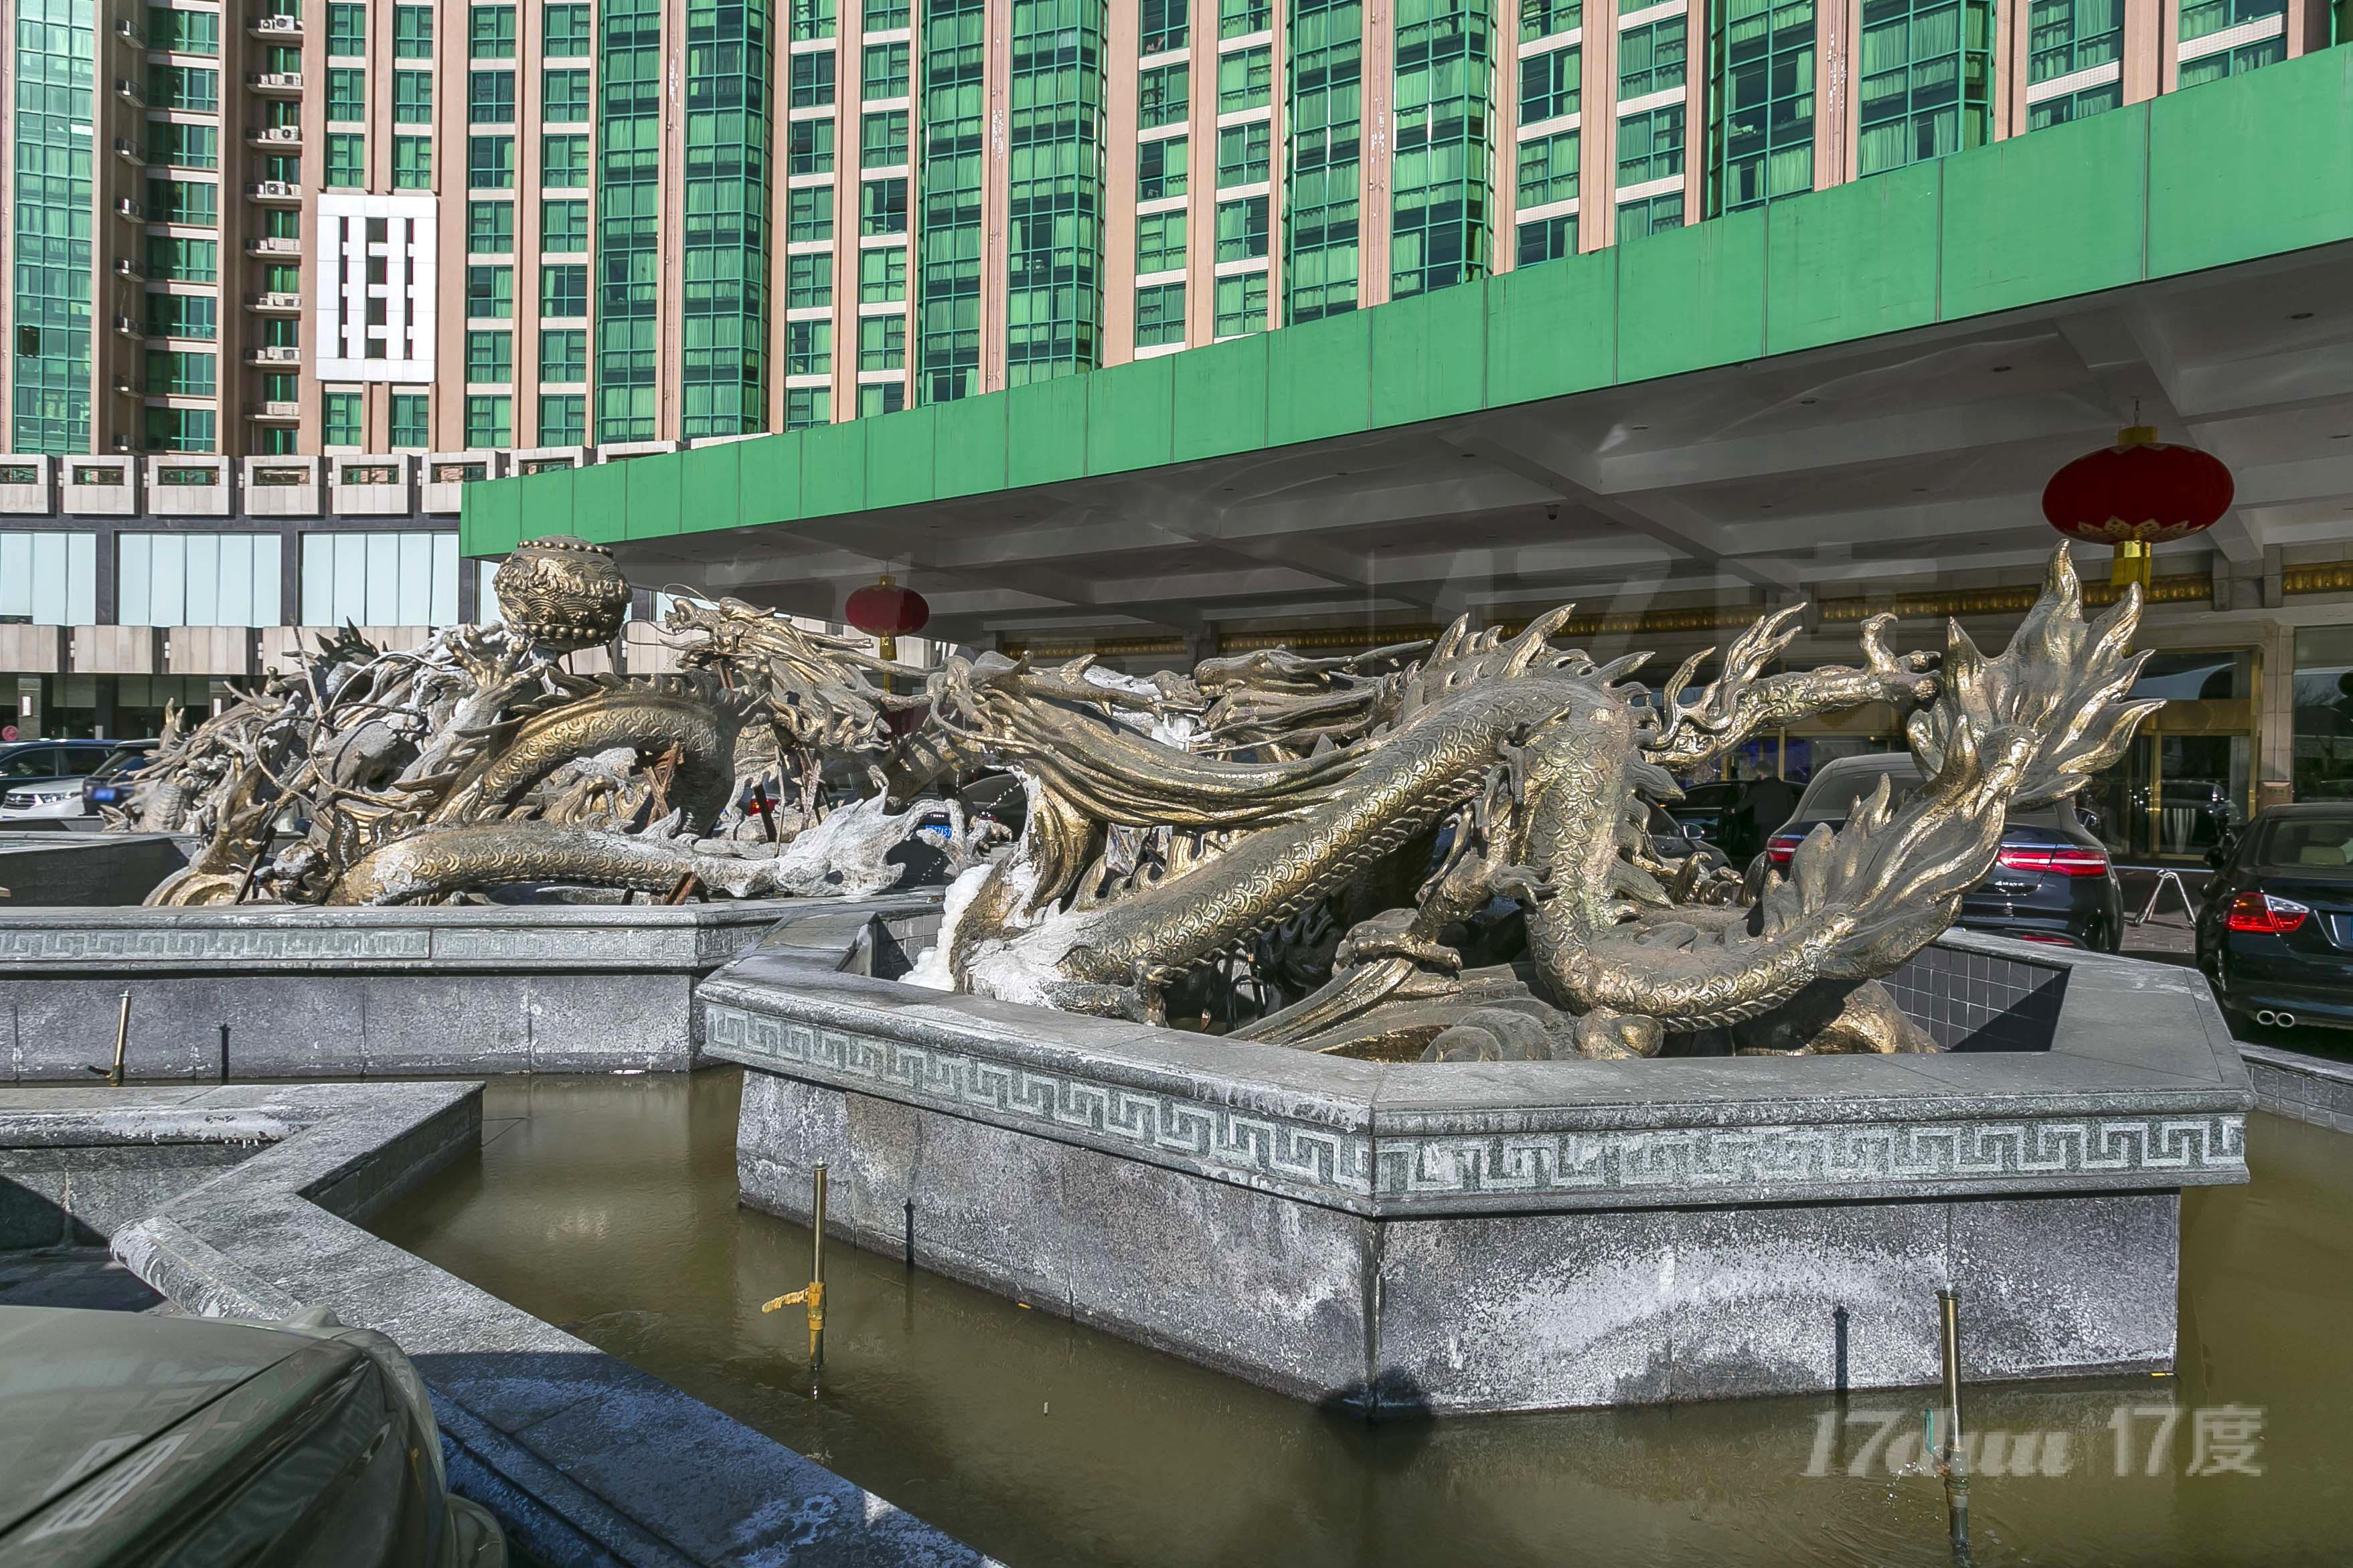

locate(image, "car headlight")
[[1, 792, 32, 808]]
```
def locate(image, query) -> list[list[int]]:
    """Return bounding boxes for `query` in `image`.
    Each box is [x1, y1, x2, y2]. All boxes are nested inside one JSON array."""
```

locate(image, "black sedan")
[[1747, 754, 2125, 952], [2196, 804, 2353, 1033]]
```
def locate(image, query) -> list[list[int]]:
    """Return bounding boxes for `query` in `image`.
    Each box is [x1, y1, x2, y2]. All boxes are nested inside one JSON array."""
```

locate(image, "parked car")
[[79, 739, 160, 816], [1744, 753, 2125, 951], [0, 1304, 505, 1567], [2196, 804, 2353, 1033], [1663, 780, 1746, 856], [0, 739, 124, 823]]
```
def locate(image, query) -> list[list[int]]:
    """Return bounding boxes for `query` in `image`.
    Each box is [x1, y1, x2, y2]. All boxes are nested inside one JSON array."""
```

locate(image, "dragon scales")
[[914, 545, 2156, 1060]]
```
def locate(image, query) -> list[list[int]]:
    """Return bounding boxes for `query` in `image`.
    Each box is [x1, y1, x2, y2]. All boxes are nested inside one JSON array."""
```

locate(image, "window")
[[393, 72, 434, 123], [262, 153, 301, 185], [326, 1, 366, 54], [1856, 0, 1993, 175], [790, 187, 835, 242], [147, 7, 220, 52], [262, 373, 299, 408], [789, 253, 834, 309], [1617, 191, 1684, 236], [470, 69, 517, 122], [791, 52, 836, 107], [538, 394, 586, 444], [1216, 196, 1269, 262], [543, 67, 591, 121], [2180, 0, 2283, 45], [261, 317, 300, 349], [1709, 0, 1815, 211], [0, 533, 98, 625], [791, 119, 837, 175], [468, 200, 516, 253], [1517, 211, 1577, 263], [859, 247, 906, 302], [2028, 0, 2120, 84], [147, 179, 219, 226], [325, 133, 365, 188], [465, 329, 513, 383], [148, 237, 219, 283], [1522, 0, 1580, 39], [540, 264, 588, 317], [1214, 271, 1266, 337], [122, 533, 282, 624], [1139, 136, 1189, 200], [541, 200, 588, 252], [790, 0, 834, 40], [147, 293, 218, 340], [2176, 27, 2283, 87], [542, 133, 589, 187], [390, 392, 430, 448], [786, 321, 833, 377], [1141, 62, 1189, 127], [393, 136, 433, 188], [862, 178, 908, 235], [540, 328, 588, 381], [2026, 80, 2121, 128], [858, 382, 906, 417], [466, 265, 514, 319], [394, 5, 434, 56], [1137, 211, 1186, 273], [858, 111, 907, 169], [1522, 43, 1580, 121], [785, 388, 830, 428], [1219, 46, 1272, 111], [153, 123, 218, 170], [1618, 17, 1686, 98], [264, 209, 301, 239], [262, 263, 300, 294], [144, 349, 216, 396], [150, 65, 219, 112], [866, 0, 909, 27], [1143, 0, 1188, 51], [1518, 129, 1578, 207], [301, 533, 460, 626], [469, 135, 515, 188], [1218, 122, 1271, 189], [323, 391, 363, 446], [1136, 282, 1185, 347], [1617, 103, 1684, 185], [544, 2, 591, 53], [1221, 0, 1271, 33], [471, 5, 517, 57], [864, 41, 910, 98], [859, 315, 906, 371], [465, 394, 513, 447]]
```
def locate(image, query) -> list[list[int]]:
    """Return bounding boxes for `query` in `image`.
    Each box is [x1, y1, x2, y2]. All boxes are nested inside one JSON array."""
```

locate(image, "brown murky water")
[[374, 1070, 2353, 1567]]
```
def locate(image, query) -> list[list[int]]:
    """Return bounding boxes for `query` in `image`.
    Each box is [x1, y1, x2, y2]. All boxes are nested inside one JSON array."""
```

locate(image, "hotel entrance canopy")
[[463, 53, 2353, 659]]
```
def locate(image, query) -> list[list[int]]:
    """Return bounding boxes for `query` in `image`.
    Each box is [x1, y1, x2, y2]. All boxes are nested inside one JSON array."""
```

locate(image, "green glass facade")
[[679, 0, 773, 436], [1003, 0, 1105, 385], [11, 0, 94, 454], [1708, 0, 1815, 213], [918, 0, 987, 402], [598, 0, 666, 438], [1390, 0, 1490, 299], [1284, 0, 1363, 323], [1856, 0, 1991, 176]]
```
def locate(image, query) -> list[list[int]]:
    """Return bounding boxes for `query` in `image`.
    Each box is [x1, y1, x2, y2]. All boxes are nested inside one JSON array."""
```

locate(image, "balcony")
[[249, 290, 303, 313], [114, 77, 144, 106], [254, 400, 299, 421], [113, 196, 142, 220], [246, 234, 301, 257], [248, 344, 300, 367], [112, 17, 142, 42], [114, 314, 143, 339], [114, 258, 145, 282], [112, 137, 145, 165], [247, 179, 301, 203], [246, 70, 303, 94], [251, 11, 302, 36], [248, 123, 301, 147]]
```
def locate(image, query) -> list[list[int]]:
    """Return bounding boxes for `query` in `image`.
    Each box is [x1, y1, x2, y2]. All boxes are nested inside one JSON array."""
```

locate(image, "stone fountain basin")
[[704, 903, 2250, 1415]]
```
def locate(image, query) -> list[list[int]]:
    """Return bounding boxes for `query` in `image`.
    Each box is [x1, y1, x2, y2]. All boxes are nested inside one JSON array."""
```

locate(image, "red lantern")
[[845, 573, 930, 662], [2040, 425, 2233, 592]]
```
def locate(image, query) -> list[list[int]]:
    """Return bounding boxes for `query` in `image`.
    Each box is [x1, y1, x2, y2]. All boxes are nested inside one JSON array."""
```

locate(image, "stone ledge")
[[2239, 1041, 2353, 1133], [0, 1080, 992, 1567]]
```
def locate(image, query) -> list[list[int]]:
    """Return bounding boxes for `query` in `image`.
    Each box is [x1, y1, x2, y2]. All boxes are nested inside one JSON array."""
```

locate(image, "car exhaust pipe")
[[2277, 1011, 2295, 1029]]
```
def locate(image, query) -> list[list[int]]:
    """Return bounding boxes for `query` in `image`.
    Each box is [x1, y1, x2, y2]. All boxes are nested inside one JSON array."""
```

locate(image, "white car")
[[0, 740, 120, 822]]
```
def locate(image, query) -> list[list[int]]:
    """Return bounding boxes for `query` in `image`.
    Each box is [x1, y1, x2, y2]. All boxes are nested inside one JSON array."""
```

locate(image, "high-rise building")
[[1, 0, 2328, 460]]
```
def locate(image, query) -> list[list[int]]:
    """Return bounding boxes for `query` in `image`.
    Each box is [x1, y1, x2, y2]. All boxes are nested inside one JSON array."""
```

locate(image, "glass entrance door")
[[2084, 649, 2256, 861]]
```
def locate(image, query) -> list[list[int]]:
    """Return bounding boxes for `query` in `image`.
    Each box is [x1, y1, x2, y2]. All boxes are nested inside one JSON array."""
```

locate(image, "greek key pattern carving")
[[707, 1003, 1374, 1195], [0, 928, 430, 964], [1375, 1116, 2248, 1198]]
